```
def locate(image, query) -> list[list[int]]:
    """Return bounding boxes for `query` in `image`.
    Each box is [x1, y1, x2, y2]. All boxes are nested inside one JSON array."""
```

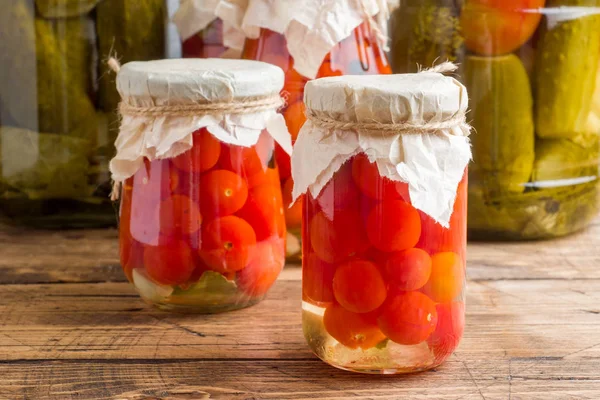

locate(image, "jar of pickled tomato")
[[110, 59, 292, 313], [173, 0, 244, 59], [291, 67, 472, 373], [229, 0, 394, 260]]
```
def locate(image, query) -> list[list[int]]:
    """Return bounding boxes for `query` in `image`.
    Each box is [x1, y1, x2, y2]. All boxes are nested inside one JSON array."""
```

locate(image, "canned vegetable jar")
[[292, 68, 471, 373], [110, 59, 292, 313], [390, 0, 600, 240]]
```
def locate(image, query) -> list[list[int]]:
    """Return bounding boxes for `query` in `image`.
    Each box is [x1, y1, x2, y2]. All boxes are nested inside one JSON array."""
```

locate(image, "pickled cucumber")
[[35, 0, 101, 18], [535, 0, 600, 139], [389, 0, 463, 73], [464, 54, 535, 193], [96, 0, 166, 112], [0, 127, 90, 199], [532, 136, 599, 183]]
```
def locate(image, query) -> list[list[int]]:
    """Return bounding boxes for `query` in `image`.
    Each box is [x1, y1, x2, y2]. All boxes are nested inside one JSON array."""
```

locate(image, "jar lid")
[[304, 72, 468, 127], [117, 58, 285, 105]]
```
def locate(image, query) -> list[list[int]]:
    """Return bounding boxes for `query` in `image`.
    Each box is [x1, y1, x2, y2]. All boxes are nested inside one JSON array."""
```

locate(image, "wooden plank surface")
[[0, 221, 599, 399]]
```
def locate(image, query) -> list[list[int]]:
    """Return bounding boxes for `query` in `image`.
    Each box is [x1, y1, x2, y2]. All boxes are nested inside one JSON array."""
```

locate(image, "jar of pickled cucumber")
[[0, 0, 166, 228], [390, 0, 600, 240], [173, 0, 244, 59], [291, 69, 472, 373], [216, 0, 394, 260], [111, 59, 292, 313]]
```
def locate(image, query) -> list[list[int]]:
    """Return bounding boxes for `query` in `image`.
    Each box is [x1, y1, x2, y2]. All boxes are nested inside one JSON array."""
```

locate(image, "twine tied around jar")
[[305, 62, 469, 135], [106, 57, 285, 200]]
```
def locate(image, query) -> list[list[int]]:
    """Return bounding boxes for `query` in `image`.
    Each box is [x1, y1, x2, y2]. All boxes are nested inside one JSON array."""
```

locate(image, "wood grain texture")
[[0, 222, 599, 399]]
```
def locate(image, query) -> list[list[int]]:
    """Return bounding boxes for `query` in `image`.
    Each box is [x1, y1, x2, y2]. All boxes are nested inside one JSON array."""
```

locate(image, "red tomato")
[[384, 248, 432, 291], [274, 144, 291, 181], [200, 216, 257, 273], [461, 0, 546, 56], [302, 253, 337, 306], [237, 237, 285, 297], [422, 252, 465, 303], [366, 200, 421, 252], [236, 184, 286, 241], [427, 302, 465, 362], [377, 291, 438, 345], [158, 194, 202, 237], [323, 303, 387, 350], [171, 128, 221, 173], [332, 259, 388, 313], [143, 239, 196, 286], [309, 209, 369, 263], [352, 153, 409, 201], [199, 169, 248, 218], [221, 142, 267, 179]]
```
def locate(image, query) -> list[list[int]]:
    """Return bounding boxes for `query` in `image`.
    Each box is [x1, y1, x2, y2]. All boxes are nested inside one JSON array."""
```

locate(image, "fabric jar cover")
[[291, 65, 472, 227], [109, 58, 291, 186]]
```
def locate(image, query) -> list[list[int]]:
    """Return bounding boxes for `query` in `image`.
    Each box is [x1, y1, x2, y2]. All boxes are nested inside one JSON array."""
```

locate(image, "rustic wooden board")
[[0, 221, 599, 399]]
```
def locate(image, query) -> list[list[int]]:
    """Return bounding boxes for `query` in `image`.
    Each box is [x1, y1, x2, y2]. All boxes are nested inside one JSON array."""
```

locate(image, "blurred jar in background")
[[0, 0, 166, 228], [230, 0, 394, 261], [390, 0, 600, 240]]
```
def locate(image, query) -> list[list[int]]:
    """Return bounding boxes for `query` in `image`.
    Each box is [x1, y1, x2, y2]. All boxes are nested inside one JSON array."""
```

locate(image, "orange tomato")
[[158, 194, 202, 237], [332, 259, 388, 313], [247, 165, 280, 189], [236, 184, 286, 241], [143, 239, 196, 286], [171, 128, 221, 173], [377, 291, 438, 346], [352, 153, 409, 202], [461, 0, 545, 56], [200, 216, 257, 273], [282, 177, 302, 229], [384, 248, 432, 291], [427, 302, 465, 362], [323, 303, 387, 350], [302, 253, 337, 306], [366, 200, 421, 252], [422, 252, 465, 303], [309, 209, 368, 263], [199, 169, 248, 218], [237, 237, 285, 297], [283, 101, 307, 141]]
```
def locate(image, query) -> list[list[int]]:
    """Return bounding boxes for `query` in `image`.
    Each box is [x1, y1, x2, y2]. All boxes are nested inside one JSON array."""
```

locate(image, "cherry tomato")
[[236, 184, 286, 241], [384, 248, 432, 291], [366, 200, 421, 252], [323, 303, 387, 350], [171, 128, 221, 173], [302, 253, 337, 306], [352, 153, 409, 201], [422, 252, 465, 303], [247, 165, 280, 189], [143, 239, 196, 286], [461, 0, 545, 56], [199, 169, 248, 218], [309, 209, 368, 263], [427, 302, 465, 362], [317, 161, 360, 213], [283, 101, 307, 141], [274, 144, 291, 181], [282, 177, 303, 230], [158, 194, 202, 237], [377, 291, 438, 345], [200, 216, 257, 273], [221, 143, 266, 178], [333, 259, 387, 313], [237, 238, 285, 297]]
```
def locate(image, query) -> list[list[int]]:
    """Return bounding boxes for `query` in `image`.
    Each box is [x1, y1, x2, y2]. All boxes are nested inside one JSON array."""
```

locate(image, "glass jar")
[[390, 0, 600, 240], [0, 0, 166, 228], [293, 73, 471, 373], [181, 18, 228, 58], [112, 59, 290, 312], [241, 22, 392, 261]]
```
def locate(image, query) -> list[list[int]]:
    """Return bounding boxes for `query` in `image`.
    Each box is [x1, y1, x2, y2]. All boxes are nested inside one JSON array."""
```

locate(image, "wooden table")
[[0, 223, 599, 400]]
